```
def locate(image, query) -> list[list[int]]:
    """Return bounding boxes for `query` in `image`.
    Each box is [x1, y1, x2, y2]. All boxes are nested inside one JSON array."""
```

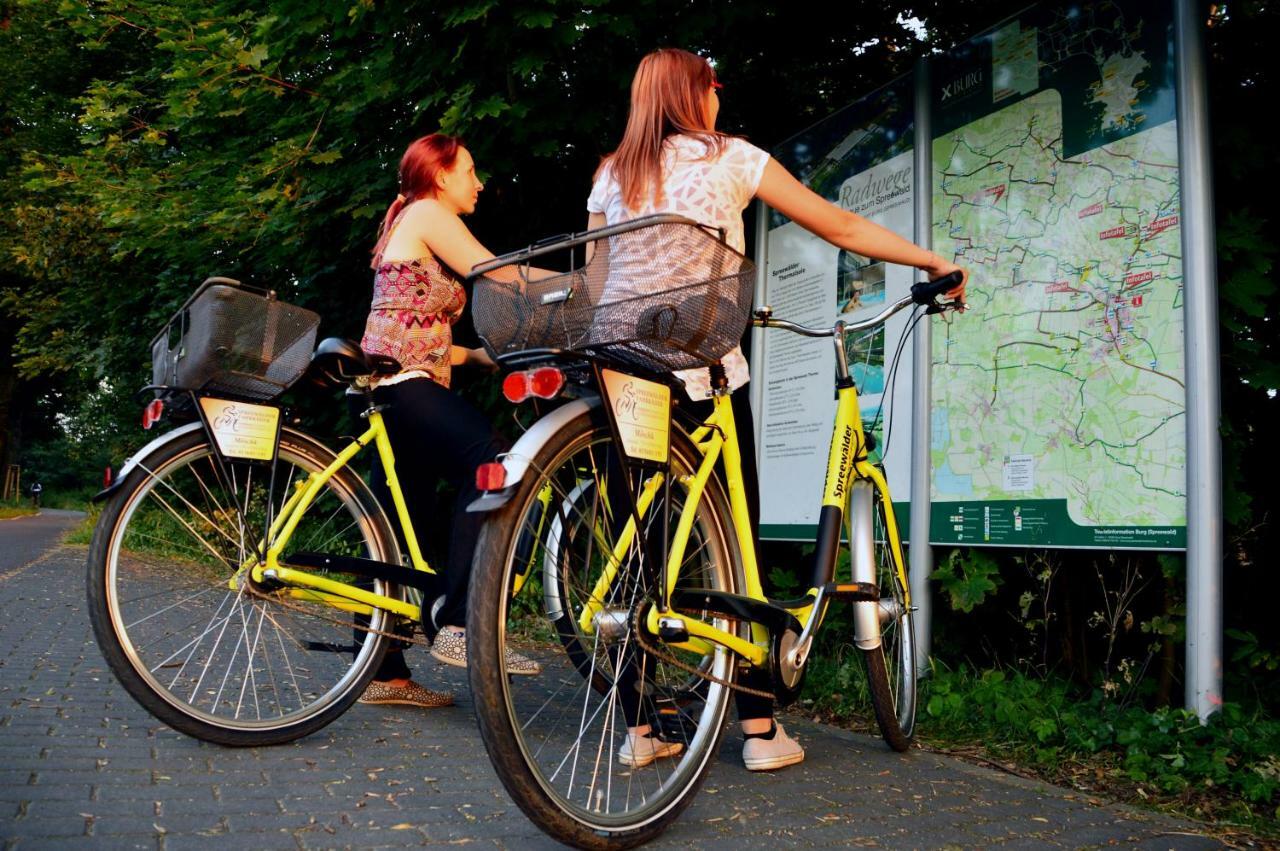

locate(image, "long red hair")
[[601, 48, 729, 211], [370, 133, 465, 268]]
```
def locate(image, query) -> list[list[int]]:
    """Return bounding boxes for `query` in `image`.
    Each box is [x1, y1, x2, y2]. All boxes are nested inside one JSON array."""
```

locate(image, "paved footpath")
[[0, 511, 1223, 849]]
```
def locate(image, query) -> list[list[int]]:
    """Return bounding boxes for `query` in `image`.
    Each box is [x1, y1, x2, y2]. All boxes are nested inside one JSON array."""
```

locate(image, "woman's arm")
[[754, 159, 967, 299], [450, 345, 496, 369], [409, 201, 558, 283], [584, 212, 607, 264]]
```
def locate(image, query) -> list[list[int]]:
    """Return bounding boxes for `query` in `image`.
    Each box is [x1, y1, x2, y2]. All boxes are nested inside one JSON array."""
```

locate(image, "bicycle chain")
[[240, 576, 776, 699]]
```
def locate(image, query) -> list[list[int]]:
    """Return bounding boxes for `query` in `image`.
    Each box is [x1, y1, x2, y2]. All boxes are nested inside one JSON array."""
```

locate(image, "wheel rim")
[[498, 431, 734, 831], [873, 493, 916, 737], [104, 439, 391, 732]]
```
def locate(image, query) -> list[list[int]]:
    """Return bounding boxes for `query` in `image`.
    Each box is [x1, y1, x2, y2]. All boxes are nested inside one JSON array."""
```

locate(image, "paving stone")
[[0, 515, 1227, 850]]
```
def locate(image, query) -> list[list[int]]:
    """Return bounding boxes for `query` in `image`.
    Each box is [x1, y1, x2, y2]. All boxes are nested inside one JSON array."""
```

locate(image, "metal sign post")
[[910, 57, 935, 678], [1174, 0, 1224, 721]]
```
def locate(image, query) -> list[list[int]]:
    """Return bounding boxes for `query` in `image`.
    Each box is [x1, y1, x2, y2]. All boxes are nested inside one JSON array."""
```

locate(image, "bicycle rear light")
[[503, 367, 565, 403], [141, 399, 165, 430], [528, 367, 565, 399], [503, 371, 530, 403], [476, 462, 506, 492]]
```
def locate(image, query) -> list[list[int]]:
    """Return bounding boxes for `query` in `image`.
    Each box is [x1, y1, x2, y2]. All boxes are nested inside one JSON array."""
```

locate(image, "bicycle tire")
[[87, 426, 400, 746], [850, 480, 917, 751], [467, 407, 741, 849]]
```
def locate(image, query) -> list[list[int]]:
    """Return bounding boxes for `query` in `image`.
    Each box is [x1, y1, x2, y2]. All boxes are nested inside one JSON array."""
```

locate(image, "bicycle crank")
[[770, 626, 808, 707]]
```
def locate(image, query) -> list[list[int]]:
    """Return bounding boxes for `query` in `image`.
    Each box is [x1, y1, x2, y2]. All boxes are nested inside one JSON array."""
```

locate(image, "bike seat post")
[[350, 376, 381, 418], [708, 362, 730, 396]]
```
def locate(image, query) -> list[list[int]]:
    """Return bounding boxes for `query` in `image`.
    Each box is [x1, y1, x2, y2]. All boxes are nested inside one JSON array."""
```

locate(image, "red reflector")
[[502, 371, 530, 403], [528, 366, 565, 399], [141, 399, 165, 430], [476, 462, 506, 492]]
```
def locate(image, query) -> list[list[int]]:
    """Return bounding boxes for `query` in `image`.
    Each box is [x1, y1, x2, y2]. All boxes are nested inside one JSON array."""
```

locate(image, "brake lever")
[[925, 299, 968, 316]]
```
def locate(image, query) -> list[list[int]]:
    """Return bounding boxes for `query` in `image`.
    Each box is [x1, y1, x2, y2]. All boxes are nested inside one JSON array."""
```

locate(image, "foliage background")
[[3, 0, 1277, 831]]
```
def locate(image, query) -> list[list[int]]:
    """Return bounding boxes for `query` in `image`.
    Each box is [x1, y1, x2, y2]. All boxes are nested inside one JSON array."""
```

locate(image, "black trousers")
[[682, 389, 773, 720], [348, 378, 508, 680], [609, 387, 773, 724]]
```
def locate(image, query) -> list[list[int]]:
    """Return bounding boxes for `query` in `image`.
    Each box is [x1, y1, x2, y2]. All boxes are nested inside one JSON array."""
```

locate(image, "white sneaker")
[[618, 732, 684, 768], [742, 722, 804, 771]]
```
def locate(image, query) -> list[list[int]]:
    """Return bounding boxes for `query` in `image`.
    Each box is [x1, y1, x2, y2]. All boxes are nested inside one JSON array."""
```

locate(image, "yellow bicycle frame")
[[602, 380, 912, 672], [234, 408, 432, 622]]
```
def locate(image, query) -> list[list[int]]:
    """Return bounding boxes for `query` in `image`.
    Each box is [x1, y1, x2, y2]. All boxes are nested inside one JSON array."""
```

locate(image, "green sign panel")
[[929, 0, 1187, 549]]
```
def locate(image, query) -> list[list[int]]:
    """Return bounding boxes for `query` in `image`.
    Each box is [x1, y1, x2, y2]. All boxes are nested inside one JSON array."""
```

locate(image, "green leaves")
[[931, 547, 1003, 613], [515, 9, 556, 29], [1218, 211, 1276, 323], [920, 664, 1280, 822], [472, 95, 510, 120], [443, 2, 497, 26], [236, 43, 270, 68]]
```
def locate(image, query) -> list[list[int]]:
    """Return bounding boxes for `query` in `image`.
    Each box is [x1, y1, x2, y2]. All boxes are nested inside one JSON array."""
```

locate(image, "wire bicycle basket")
[[468, 215, 756, 374], [150, 277, 320, 401]]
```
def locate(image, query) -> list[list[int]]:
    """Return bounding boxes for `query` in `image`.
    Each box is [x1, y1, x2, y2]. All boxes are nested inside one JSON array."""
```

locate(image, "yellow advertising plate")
[[601, 369, 670, 464], [198, 398, 281, 462]]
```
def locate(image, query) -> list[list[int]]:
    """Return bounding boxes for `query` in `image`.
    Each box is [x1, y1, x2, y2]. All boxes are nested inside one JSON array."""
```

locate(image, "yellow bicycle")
[[461, 215, 964, 848], [85, 279, 550, 745]]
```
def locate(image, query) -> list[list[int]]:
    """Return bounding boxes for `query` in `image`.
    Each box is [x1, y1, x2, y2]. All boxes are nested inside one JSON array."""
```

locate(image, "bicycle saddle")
[[308, 338, 401, 388]]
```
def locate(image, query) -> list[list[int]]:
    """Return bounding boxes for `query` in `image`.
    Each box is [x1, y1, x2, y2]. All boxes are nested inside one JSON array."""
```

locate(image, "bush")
[[922, 665, 1280, 827]]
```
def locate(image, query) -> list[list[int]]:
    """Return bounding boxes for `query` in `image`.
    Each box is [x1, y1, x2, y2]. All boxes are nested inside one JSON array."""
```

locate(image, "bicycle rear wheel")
[[467, 409, 741, 849], [87, 427, 399, 746], [849, 480, 917, 750]]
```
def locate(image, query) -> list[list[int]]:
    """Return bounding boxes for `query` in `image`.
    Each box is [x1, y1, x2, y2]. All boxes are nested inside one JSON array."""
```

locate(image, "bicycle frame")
[[580, 375, 911, 673], [231, 407, 433, 622]]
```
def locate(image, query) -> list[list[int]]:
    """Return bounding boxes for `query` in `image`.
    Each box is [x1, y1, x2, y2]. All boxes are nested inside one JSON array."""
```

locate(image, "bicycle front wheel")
[[849, 479, 917, 750], [467, 408, 741, 849], [87, 426, 399, 746]]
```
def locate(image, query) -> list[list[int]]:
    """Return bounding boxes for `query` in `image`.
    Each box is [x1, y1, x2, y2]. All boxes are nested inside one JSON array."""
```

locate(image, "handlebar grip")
[[910, 270, 964, 305]]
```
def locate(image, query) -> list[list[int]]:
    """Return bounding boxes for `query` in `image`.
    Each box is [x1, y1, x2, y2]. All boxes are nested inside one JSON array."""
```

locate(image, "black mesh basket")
[[469, 216, 756, 374], [150, 278, 321, 401]]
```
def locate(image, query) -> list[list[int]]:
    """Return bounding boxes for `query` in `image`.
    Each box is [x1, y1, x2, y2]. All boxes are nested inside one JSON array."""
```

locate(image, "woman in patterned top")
[[586, 48, 968, 769], [354, 134, 548, 709]]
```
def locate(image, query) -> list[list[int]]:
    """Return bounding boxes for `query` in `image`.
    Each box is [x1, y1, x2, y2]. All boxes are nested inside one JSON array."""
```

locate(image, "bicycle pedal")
[[657, 616, 690, 643], [824, 582, 879, 602]]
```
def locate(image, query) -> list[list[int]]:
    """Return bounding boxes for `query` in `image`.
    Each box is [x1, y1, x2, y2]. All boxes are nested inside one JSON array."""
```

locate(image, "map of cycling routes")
[[931, 79, 1185, 540]]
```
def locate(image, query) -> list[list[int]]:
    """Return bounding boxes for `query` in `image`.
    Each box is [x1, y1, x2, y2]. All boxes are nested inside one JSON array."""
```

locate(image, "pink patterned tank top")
[[360, 255, 467, 388]]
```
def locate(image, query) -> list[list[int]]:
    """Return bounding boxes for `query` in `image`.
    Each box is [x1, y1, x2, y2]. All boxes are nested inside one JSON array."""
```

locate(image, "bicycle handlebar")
[[753, 271, 966, 336]]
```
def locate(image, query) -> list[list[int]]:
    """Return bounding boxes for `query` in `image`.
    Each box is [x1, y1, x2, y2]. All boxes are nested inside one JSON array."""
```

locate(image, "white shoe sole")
[[618, 744, 683, 768], [743, 750, 805, 771]]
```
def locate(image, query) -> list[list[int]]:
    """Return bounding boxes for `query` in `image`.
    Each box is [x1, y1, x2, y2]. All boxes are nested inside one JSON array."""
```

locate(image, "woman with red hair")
[[586, 48, 967, 769], [353, 134, 544, 708]]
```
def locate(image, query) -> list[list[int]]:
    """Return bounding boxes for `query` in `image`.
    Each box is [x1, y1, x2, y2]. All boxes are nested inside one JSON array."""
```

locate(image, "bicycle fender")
[[466, 396, 602, 513], [93, 423, 342, 503], [93, 422, 206, 502]]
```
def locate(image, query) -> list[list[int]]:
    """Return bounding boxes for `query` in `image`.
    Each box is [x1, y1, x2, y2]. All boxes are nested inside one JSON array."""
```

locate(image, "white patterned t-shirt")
[[586, 134, 770, 398]]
